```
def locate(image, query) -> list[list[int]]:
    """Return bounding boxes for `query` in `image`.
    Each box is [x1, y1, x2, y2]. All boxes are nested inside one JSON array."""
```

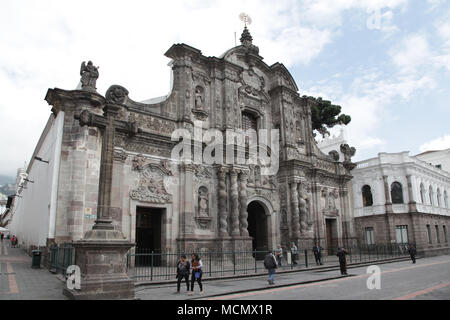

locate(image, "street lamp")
[[34, 156, 49, 164]]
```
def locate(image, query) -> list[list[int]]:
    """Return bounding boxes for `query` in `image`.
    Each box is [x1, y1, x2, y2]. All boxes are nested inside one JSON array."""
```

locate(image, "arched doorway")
[[247, 201, 269, 259]]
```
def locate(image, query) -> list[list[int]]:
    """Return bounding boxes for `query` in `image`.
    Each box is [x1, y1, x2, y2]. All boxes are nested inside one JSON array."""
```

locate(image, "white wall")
[[9, 112, 64, 248], [415, 149, 450, 173]]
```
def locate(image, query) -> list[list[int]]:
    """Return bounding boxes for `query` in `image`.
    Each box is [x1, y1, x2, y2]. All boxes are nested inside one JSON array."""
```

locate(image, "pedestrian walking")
[[0, 233, 4, 242], [407, 244, 417, 264], [336, 247, 348, 275], [264, 250, 278, 285], [189, 253, 203, 295], [275, 245, 283, 267], [313, 243, 324, 266], [11, 235, 16, 247], [290, 242, 298, 265], [175, 254, 190, 294]]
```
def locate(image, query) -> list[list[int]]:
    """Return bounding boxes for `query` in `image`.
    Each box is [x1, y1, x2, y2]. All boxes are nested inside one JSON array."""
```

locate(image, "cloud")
[[0, 0, 337, 176], [419, 134, 450, 152]]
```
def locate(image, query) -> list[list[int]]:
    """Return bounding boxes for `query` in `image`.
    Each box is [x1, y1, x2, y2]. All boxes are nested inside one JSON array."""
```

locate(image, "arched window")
[[437, 188, 442, 207], [391, 182, 404, 204], [362, 185, 373, 207], [429, 186, 434, 206], [420, 183, 426, 204]]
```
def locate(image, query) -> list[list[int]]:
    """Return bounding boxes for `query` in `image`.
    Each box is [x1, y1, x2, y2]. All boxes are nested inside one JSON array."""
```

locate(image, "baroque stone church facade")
[[33, 28, 357, 256]]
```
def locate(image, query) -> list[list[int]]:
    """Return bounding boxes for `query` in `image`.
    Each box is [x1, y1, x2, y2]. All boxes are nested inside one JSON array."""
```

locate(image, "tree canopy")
[[309, 97, 351, 137]]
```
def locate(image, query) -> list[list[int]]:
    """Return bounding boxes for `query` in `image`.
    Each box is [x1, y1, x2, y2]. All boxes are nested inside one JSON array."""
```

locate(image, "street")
[[204, 255, 450, 300]]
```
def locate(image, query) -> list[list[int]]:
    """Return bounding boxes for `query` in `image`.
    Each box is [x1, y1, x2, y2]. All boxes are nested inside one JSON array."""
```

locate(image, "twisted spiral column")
[[230, 169, 240, 237], [239, 170, 249, 237], [218, 166, 229, 237], [290, 182, 301, 239]]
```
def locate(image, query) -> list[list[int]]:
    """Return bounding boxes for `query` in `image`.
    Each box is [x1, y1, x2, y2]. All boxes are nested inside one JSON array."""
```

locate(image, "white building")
[[8, 113, 64, 252], [351, 151, 450, 256], [415, 148, 450, 173]]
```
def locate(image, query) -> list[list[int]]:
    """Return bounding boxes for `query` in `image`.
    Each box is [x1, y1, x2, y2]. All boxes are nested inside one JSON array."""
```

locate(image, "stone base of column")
[[63, 237, 135, 300]]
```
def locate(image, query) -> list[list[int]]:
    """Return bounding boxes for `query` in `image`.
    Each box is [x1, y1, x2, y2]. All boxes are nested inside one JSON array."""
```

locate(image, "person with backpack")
[[275, 245, 283, 267], [264, 250, 278, 285], [189, 253, 203, 295], [175, 254, 191, 294]]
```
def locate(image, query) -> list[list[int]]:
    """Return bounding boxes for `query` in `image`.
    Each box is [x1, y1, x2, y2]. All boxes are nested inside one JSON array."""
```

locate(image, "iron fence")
[[49, 243, 75, 274], [126, 243, 413, 282]]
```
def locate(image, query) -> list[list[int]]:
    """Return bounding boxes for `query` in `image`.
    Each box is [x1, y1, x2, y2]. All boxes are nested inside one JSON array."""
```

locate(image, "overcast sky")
[[1, 0, 449, 177]]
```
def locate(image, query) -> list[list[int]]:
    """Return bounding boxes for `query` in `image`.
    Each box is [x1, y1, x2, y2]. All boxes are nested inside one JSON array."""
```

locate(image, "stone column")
[[181, 163, 196, 237], [217, 166, 229, 237], [290, 182, 301, 239], [406, 175, 417, 212], [298, 183, 308, 235], [239, 170, 249, 237], [383, 175, 393, 213], [63, 84, 135, 300], [230, 168, 241, 237]]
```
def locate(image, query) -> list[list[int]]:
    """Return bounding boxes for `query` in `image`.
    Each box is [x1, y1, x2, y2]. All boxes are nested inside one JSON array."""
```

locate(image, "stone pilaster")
[[239, 170, 249, 237], [230, 168, 241, 237], [383, 175, 393, 213], [181, 163, 196, 237], [406, 175, 417, 212]]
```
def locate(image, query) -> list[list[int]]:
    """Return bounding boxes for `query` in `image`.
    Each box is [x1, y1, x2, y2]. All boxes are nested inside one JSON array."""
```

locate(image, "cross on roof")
[[239, 13, 252, 27]]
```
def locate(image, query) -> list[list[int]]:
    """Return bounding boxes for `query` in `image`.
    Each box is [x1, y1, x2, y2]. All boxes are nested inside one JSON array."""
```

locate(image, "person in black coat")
[[175, 254, 190, 293], [408, 244, 417, 264], [313, 243, 324, 265], [336, 247, 348, 275]]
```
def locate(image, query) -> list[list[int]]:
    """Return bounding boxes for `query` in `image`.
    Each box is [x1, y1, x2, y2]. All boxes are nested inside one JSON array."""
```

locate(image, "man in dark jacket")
[[336, 247, 348, 275], [175, 254, 190, 293], [264, 250, 278, 285], [408, 244, 417, 264], [313, 243, 324, 265]]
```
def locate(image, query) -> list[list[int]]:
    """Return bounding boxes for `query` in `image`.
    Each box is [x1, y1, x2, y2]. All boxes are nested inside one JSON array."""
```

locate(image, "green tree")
[[309, 97, 351, 137]]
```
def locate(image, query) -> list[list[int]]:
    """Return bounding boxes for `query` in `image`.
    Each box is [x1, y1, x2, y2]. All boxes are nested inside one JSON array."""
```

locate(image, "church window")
[[242, 111, 258, 131], [362, 185, 373, 207], [390, 182, 404, 204]]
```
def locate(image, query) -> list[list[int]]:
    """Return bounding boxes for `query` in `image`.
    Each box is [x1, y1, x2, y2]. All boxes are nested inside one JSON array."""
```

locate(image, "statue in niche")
[[198, 186, 209, 217], [321, 188, 328, 210], [195, 86, 204, 110], [80, 61, 99, 92], [328, 192, 336, 210], [296, 121, 302, 141]]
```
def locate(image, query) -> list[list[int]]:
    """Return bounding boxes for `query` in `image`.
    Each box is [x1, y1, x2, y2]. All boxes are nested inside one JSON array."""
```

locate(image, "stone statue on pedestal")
[[80, 61, 99, 92]]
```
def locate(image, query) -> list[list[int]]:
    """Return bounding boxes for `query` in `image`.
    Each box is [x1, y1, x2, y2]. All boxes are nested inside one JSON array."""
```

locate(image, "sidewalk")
[[0, 242, 67, 300], [134, 256, 411, 300]]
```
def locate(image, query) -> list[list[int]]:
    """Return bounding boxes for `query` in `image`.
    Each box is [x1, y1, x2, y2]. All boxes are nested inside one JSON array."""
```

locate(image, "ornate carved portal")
[[130, 157, 173, 204]]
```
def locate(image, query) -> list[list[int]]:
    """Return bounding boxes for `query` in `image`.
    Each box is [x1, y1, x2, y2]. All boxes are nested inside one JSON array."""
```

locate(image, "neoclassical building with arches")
[[351, 151, 450, 256]]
